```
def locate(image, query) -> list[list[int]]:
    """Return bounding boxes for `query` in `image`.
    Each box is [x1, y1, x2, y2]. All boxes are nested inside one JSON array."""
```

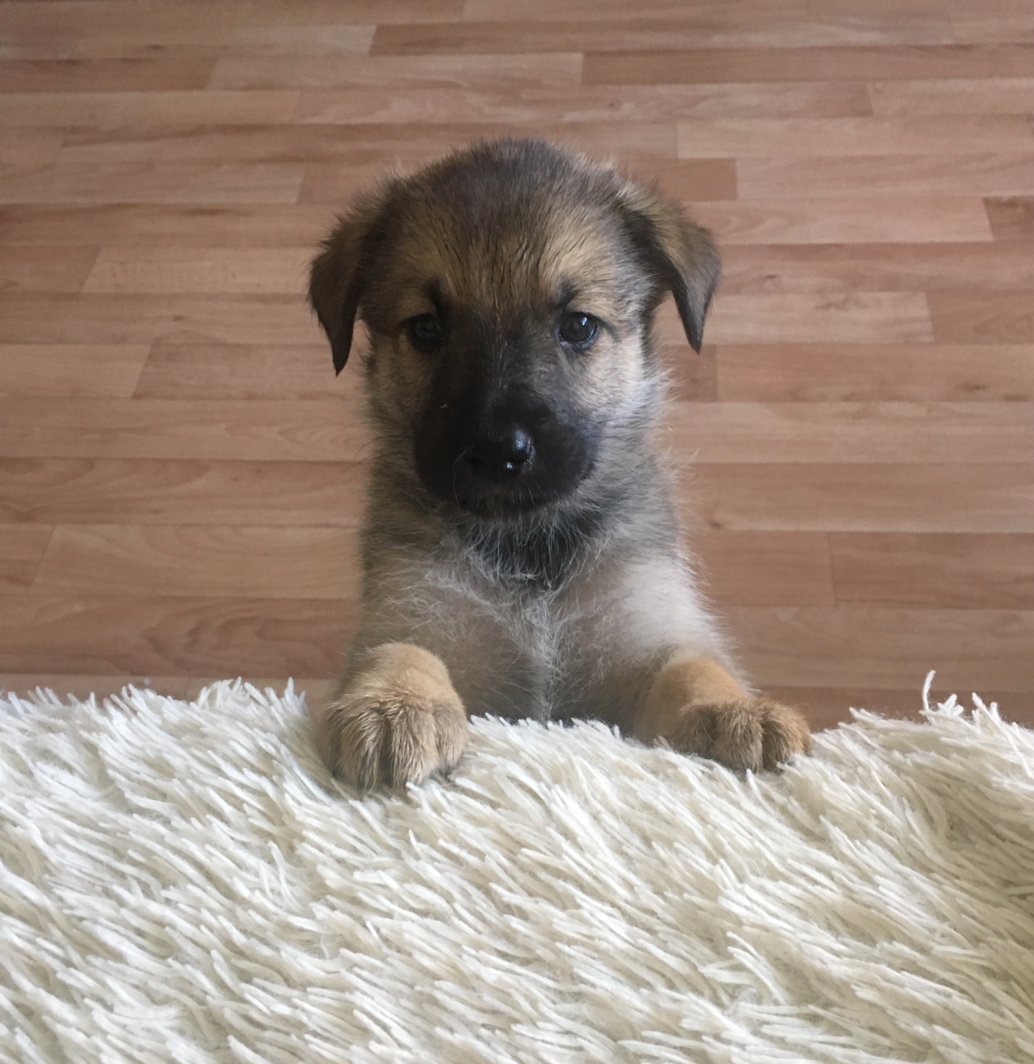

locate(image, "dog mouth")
[[447, 475, 561, 520]]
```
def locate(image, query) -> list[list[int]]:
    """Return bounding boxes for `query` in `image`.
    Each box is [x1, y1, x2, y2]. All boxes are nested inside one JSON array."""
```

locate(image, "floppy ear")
[[617, 181, 721, 353], [308, 190, 387, 375]]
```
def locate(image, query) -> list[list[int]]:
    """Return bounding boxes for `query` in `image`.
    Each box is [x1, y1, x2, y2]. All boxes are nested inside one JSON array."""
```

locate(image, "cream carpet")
[[1, 678, 1032, 1064]]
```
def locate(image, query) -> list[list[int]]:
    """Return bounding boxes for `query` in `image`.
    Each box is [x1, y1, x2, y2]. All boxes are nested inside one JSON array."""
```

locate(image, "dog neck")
[[446, 506, 604, 591]]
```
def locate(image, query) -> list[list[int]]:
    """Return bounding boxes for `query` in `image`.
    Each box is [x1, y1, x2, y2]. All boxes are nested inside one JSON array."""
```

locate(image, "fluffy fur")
[[2, 680, 1032, 1062], [308, 139, 810, 786]]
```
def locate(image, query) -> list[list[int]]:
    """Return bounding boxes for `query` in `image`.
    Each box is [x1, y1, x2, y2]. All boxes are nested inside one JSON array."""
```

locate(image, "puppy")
[[308, 138, 811, 788]]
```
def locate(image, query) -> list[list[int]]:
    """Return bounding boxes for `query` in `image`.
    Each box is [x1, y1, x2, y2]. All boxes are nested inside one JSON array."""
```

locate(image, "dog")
[[308, 138, 811, 788]]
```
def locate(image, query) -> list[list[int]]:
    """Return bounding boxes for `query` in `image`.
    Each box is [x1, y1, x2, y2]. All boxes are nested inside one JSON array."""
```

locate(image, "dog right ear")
[[308, 191, 387, 375], [614, 179, 721, 354]]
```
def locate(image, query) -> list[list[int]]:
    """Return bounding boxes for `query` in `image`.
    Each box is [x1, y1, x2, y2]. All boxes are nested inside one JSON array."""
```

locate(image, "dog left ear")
[[617, 182, 721, 353], [308, 189, 387, 375]]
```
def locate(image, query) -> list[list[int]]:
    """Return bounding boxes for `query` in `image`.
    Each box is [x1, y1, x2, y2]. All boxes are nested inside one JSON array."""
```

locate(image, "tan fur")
[[637, 655, 812, 772], [308, 139, 810, 788], [315, 644, 467, 790]]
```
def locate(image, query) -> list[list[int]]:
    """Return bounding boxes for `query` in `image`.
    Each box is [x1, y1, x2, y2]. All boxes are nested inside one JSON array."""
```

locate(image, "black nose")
[[464, 429, 533, 482]]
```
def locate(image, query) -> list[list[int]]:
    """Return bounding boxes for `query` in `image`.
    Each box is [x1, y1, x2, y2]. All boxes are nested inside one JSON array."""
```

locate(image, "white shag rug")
[[1, 681, 1033, 1064]]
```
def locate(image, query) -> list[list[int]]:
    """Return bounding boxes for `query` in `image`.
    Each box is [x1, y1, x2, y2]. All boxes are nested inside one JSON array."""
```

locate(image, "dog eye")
[[558, 312, 599, 349], [406, 314, 445, 353]]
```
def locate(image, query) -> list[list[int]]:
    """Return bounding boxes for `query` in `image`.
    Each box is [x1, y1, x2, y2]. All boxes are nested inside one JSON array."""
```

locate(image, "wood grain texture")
[[678, 117, 1034, 158], [32, 525, 361, 599], [585, 45, 1034, 85], [0, 344, 149, 397], [0, 595, 351, 676], [664, 401, 1034, 464], [0, 204, 333, 246], [374, 17, 953, 54], [735, 154, 1034, 199], [0, 91, 302, 128], [0, 524, 52, 593], [829, 533, 1034, 609], [725, 605, 1034, 692], [0, 459, 367, 525], [718, 244, 1034, 294], [1, 0, 1030, 721], [984, 196, 1034, 239], [0, 294, 319, 345], [927, 290, 1034, 343], [0, 398, 371, 461], [133, 343, 348, 400], [714, 344, 1034, 402], [687, 464, 1034, 533], [0, 57, 216, 92]]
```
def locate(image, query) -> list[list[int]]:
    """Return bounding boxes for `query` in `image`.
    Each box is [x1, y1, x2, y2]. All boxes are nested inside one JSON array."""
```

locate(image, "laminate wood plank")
[[951, 1, 1034, 45], [0, 0, 461, 36], [0, 525, 52, 593], [736, 154, 1034, 199], [700, 292, 933, 344], [0, 674, 193, 700], [664, 402, 1034, 464], [0, 344, 149, 397], [0, 130, 63, 174], [0, 204, 333, 246], [58, 127, 412, 166], [0, 56, 215, 92], [292, 115, 678, 160], [0, 90, 301, 127], [233, 119, 676, 159], [620, 159, 739, 201], [0, 37, 79, 61], [0, 459, 366, 526], [461, 0, 950, 25], [869, 78, 1034, 115], [0, 398, 370, 461], [133, 343, 345, 400], [713, 344, 1034, 403], [0, 594, 350, 676], [829, 533, 1034, 609], [374, 16, 952, 54], [301, 151, 728, 205], [687, 463, 1034, 533], [985, 196, 1034, 239], [584, 45, 1034, 85], [73, 25, 374, 59], [691, 198, 993, 245], [33, 525, 361, 599], [724, 605, 1034, 691], [0, 162, 305, 205], [0, 294, 319, 346], [209, 52, 581, 90], [927, 290, 1034, 344], [691, 530, 835, 606], [0, 247, 99, 293], [719, 244, 1034, 295], [292, 86, 862, 131], [83, 247, 312, 295], [677, 117, 1034, 158]]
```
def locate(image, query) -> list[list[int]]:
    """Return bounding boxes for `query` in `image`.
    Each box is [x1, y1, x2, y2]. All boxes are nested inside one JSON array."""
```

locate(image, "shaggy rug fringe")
[[1, 678, 1033, 1064]]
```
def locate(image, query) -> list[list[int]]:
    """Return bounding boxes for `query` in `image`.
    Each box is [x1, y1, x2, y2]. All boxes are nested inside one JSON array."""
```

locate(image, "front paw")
[[671, 699, 812, 772], [317, 643, 468, 789]]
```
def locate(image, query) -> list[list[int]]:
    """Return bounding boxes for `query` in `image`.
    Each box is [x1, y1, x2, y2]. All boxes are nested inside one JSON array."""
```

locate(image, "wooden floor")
[[1, 0, 1033, 731]]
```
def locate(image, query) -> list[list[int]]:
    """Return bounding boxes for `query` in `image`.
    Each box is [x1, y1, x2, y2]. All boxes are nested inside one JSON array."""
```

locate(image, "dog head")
[[309, 139, 719, 522]]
